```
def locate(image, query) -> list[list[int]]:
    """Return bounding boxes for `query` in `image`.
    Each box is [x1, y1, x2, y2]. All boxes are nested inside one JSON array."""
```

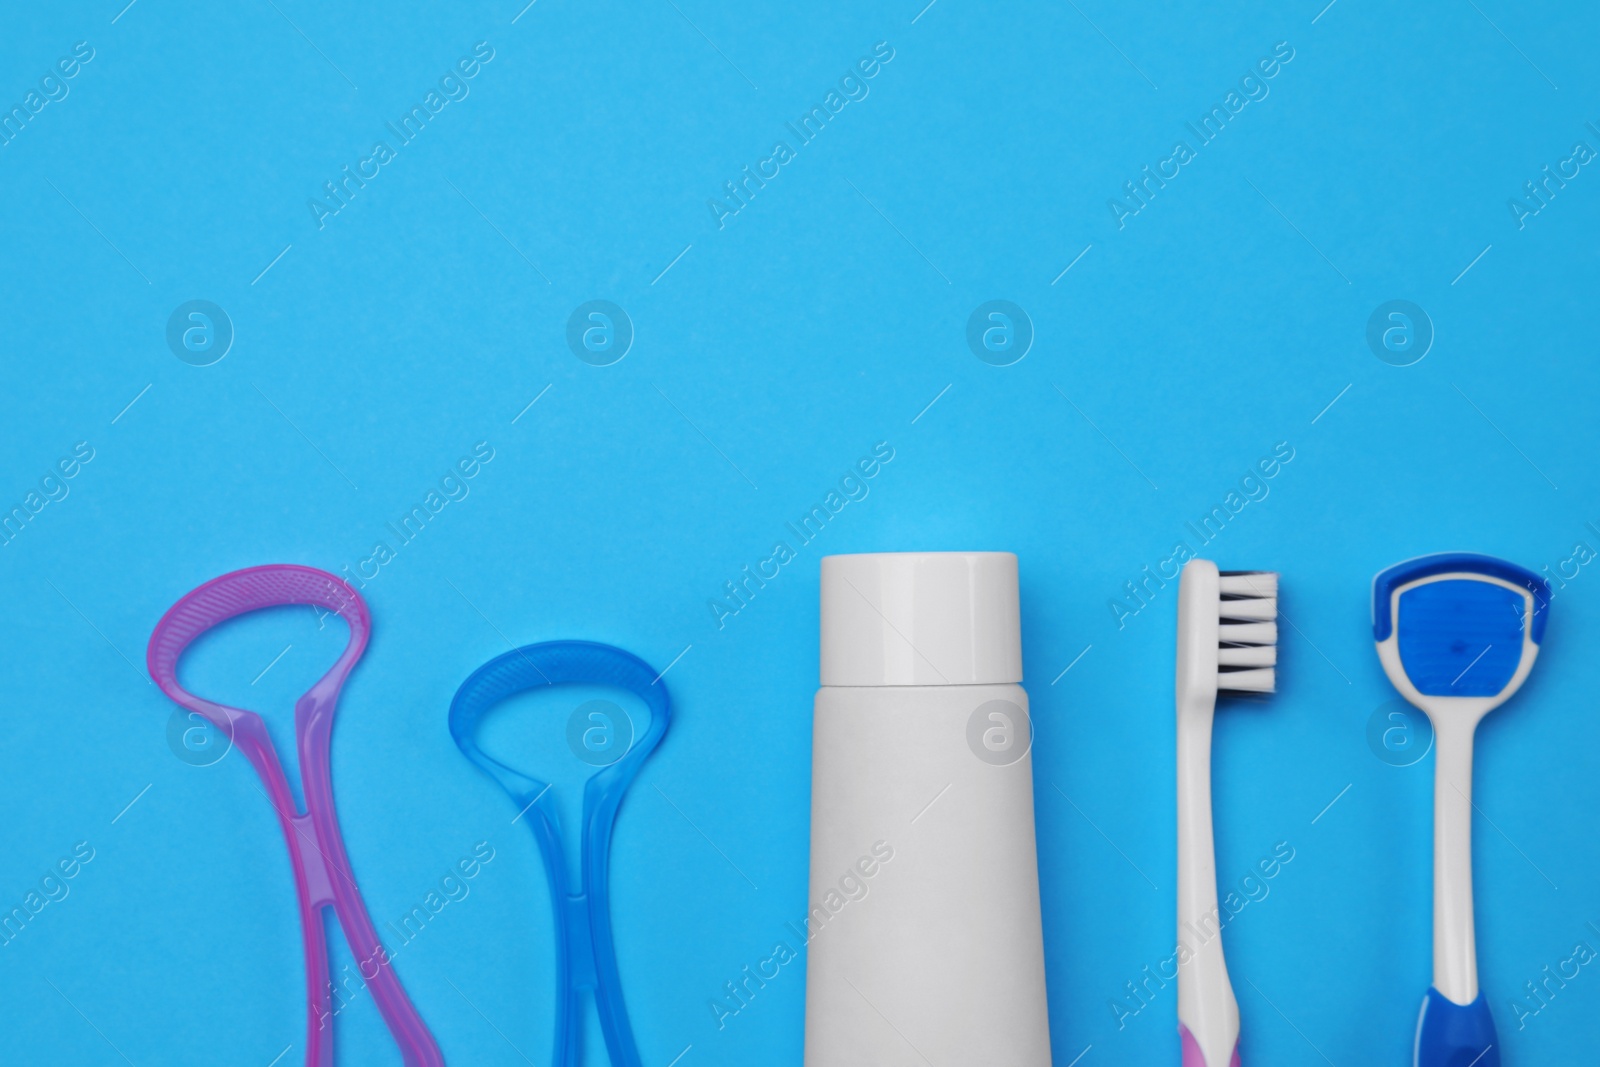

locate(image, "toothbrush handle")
[[1180, 1024, 1239, 1067], [1176, 702, 1240, 1067]]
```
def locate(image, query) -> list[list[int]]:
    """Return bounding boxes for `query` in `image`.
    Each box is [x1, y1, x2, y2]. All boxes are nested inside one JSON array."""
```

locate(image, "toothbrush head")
[[1373, 552, 1550, 721], [1177, 558, 1278, 708]]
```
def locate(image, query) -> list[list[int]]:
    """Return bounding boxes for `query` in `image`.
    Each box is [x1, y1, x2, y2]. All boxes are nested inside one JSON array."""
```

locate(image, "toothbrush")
[[1176, 559, 1277, 1067], [1372, 553, 1550, 1067]]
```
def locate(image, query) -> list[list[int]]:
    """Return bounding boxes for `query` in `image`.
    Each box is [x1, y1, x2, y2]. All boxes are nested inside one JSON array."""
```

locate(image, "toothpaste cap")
[[820, 551, 1023, 687]]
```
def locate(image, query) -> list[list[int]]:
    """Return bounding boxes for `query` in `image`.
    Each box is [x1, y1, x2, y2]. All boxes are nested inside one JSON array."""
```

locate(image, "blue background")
[[2, 0, 1597, 1064]]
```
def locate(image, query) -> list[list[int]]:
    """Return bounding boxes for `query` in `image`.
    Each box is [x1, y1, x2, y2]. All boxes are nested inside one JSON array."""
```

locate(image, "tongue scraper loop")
[[1372, 552, 1551, 1067], [449, 640, 671, 1067], [147, 564, 445, 1067]]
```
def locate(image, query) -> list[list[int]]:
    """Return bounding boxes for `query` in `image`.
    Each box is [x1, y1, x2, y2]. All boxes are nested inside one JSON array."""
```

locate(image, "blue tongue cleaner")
[[449, 640, 671, 1067], [1373, 552, 1551, 703], [1373, 555, 1551, 1067]]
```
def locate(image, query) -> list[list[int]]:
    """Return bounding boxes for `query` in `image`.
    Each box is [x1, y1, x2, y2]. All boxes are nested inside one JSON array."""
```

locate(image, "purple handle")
[[1180, 1023, 1240, 1067], [148, 565, 443, 1067]]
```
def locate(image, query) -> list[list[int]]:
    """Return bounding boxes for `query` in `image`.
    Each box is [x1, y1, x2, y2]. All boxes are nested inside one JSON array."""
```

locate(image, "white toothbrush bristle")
[[1219, 621, 1277, 644], [1218, 644, 1277, 668], [1218, 571, 1277, 597], [1218, 596, 1276, 621], [1218, 667, 1275, 693], [1215, 570, 1277, 694]]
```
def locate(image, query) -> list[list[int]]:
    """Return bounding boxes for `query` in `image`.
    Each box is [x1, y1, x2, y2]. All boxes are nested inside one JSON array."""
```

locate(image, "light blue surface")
[[1, 1, 1597, 1064]]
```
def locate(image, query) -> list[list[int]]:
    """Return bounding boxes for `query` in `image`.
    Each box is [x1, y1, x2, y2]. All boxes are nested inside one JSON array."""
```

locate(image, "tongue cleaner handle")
[[148, 565, 444, 1067], [1431, 714, 1484, 1004], [1415, 714, 1503, 1067], [449, 641, 671, 1067]]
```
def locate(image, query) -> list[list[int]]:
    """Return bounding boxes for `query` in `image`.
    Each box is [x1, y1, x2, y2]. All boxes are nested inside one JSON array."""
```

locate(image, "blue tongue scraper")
[[1372, 553, 1551, 1067], [450, 640, 671, 1067]]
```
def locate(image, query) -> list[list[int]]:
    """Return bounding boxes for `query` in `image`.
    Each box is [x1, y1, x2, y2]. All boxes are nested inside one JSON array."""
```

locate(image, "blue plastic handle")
[[1416, 988, 1498, 1067], [449, 640, 671, 1067]]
